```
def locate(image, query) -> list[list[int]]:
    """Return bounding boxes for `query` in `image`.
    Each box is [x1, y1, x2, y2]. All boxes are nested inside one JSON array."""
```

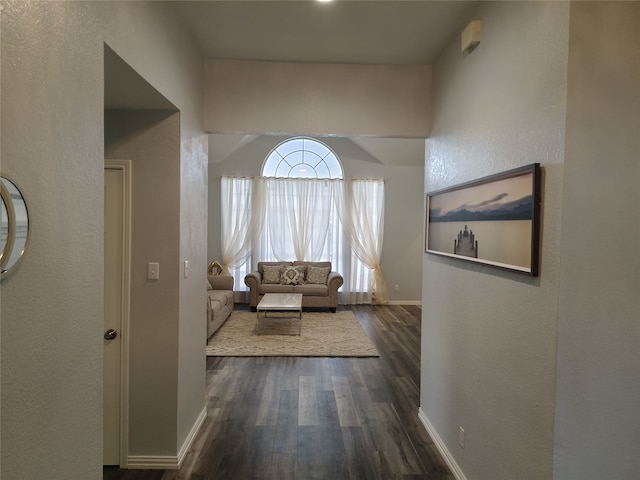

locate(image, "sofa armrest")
[[209, 275, 234, 290], [244, 271, 262, 307], [326, 271, 343, 307], [327, 271, 344, 290], [244, 271, 261, 288]]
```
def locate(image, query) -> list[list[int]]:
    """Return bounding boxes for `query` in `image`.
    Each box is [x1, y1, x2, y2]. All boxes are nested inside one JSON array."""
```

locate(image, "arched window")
[[221, 136, 383, 305], [262, 137, 343, 178]]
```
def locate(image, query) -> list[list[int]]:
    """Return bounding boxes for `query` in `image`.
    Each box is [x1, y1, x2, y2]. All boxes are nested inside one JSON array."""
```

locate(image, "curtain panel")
[[219, 176, 388, 304]]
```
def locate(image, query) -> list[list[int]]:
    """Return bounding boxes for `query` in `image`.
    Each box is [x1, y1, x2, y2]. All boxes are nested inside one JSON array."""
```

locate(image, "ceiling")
[[175, 0, 480, 65], [107, 1, 481, 165]]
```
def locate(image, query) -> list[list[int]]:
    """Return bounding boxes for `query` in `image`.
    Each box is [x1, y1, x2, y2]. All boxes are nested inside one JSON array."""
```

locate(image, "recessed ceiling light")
[[317, 0, 334, 3]]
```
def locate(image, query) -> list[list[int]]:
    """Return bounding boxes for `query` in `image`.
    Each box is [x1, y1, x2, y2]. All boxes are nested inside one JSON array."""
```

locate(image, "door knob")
[[104, 329, 118, 340]]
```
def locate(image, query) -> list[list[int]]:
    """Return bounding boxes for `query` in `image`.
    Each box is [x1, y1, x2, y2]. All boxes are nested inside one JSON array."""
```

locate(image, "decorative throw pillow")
[[280, 265, 306, 285], [262, 265, 285, 284], [306, 265, 330, 284]]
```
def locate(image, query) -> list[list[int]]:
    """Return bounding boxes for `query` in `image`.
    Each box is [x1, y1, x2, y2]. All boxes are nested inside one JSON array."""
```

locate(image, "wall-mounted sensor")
[[462, 20, 482, 54]]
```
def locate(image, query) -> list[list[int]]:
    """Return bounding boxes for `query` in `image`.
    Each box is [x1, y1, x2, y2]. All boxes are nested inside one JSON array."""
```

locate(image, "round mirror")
[[1, 176, 30, 279]]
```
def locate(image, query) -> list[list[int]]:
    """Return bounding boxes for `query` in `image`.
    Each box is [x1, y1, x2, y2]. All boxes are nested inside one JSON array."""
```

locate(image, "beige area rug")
[[206, 310, 379, 357]]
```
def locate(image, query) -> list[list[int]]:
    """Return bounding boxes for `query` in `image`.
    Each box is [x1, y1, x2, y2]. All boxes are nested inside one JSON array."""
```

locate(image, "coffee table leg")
[[256, 309, 303, 335], [256, 311, 260, 335]]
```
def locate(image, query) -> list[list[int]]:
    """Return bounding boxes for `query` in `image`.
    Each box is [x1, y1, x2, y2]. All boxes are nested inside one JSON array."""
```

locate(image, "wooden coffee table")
[[256, 293, 303, 335]]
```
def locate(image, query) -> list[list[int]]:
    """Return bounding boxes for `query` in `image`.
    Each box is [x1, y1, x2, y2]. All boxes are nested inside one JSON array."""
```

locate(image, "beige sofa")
[[207, 275, 234, 339], [244, 261, 343, 312]]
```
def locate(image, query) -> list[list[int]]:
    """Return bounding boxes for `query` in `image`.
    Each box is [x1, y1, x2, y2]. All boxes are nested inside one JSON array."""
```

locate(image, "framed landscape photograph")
[[425, 163, 541, 276]]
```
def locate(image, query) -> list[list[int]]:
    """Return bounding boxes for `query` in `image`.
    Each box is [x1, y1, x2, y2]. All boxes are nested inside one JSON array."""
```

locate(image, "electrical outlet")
[[458, 426, 465, 448], [394, 284, 399, 291]]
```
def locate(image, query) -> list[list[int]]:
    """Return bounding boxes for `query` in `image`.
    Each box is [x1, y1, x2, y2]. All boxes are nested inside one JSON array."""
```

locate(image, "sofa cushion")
[[281, 265, 306, 285], [306, 265, 331, 284], [262, 265, 285, 284], [209, 298, 223, 316], [208, 290, 233, 306], [293, 283, 329, 296], [259, 284, 295, 294]]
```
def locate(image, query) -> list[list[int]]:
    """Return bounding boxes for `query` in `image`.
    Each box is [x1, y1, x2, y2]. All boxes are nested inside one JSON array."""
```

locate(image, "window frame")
[[262, 137, 343, 179]]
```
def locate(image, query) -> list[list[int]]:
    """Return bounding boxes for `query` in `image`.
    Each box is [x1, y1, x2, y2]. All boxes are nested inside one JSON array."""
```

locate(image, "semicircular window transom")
[[262, 137, 343, 179]]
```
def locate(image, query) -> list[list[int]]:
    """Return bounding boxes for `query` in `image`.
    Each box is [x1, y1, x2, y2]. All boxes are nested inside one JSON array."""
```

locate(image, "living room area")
[[207, 133, 425, 309]]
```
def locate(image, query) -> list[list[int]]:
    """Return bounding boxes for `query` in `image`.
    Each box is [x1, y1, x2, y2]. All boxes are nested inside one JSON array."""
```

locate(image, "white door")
[[104, 162, 130, 466]]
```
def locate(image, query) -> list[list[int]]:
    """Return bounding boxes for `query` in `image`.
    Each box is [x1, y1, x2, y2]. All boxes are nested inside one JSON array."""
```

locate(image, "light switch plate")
[[147, 262, 160, 280]]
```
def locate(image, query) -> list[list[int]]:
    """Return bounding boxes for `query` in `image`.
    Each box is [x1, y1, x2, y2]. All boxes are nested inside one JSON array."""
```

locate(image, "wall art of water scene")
[[426, 165, 540, 274]]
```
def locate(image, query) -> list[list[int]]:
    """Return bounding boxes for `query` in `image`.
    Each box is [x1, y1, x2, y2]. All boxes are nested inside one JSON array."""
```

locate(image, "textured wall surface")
[[1, 1, 207, 478], [205, 59, 432, 138], [100, 0, 209, 464], [553, 3, 640, 479], [98, 0, 209, 463], [422, 2, 569, 479], [105, 111, 182, 455], [1, 2, 104, 479], [177, 131, 209, 448]]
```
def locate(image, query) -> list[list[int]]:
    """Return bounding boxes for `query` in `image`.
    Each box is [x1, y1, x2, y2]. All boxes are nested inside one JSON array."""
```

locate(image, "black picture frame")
[[425, 163, 541, 276]]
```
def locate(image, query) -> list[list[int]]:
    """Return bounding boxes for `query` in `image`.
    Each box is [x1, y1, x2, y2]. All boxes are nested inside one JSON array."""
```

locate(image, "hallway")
[[104, 305, 453, 479]]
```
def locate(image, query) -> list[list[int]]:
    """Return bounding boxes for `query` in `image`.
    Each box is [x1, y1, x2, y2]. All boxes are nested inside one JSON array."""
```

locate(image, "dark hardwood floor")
[[104, 304, 453, 480]]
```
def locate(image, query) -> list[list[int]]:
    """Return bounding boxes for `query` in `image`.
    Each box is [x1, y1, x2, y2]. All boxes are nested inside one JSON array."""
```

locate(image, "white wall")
[[422, 2, 569, 479], [105, 111, 182, 456], [99, 2, 210, 465], [1, 1, 207, 478], [207, 135, 424, 304], [177, 133, 209, 454], [553, 3, 640, 479], [205, 59, 432, 137], [1, 3, 104, 479]]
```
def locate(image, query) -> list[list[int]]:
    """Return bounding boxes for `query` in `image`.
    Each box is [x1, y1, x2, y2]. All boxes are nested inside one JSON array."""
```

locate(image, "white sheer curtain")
[[265, 178, 333, 262], [334, 179, 389, 304], [220, 176, 387, 304], [220, 177, 266, 278]]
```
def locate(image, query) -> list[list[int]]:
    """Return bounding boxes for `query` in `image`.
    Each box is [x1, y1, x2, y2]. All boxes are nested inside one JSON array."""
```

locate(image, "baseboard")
[[387, 300, 422, 306], [417, 407, 467, 480], [127, 455, 180, 470], [178, 407, 207, 466], [238, 300, 423, 307], [127, 407, 207, 470]]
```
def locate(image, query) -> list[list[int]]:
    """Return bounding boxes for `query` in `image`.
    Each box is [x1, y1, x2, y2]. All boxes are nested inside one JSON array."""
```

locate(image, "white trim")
[[237, 300, 422, 307], [126, 455, 180, 470], [127, 407, 207, 470], [418, 407, 467, 480], [387, 300, 422, 306], [104, 160, 132, 468], [177, 407, 207, 466]]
